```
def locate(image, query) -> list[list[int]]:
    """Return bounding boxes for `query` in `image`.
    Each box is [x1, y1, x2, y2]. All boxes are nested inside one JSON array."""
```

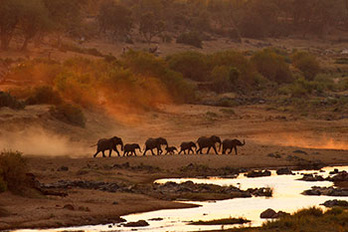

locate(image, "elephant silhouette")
[[123, 143, 142, 156], [222, 139, 245, 155], [165, 146, 177, 155], [196, 135, 221, 155], [93, 136, 124, 158], [143, 137, 168, 156], [178, 142, 197, 154]]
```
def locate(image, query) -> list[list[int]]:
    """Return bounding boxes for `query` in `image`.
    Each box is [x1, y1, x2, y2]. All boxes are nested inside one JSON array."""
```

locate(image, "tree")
[[20, 0, 51, 51], [98, 0, 133, 41], [0, 0, 24, 50], [139, 12, 165, 43], [43, 0, 86, 45]]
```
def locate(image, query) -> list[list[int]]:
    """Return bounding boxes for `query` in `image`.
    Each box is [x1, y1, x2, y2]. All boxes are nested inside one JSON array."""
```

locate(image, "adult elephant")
[[222, 139, 245, 155], [93, 136, 124, 158], [143, 137, 168, 156], [178, 142, 197, 155], [196, 135, 221, 155]]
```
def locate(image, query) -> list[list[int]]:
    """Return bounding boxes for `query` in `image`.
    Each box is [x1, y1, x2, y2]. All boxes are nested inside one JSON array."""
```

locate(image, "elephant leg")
[[114, 148, 120, 157], [178, 149, 182, 155], [206, 147, 211, 154], [212, 146, 219, 154], [108, 149, 112, 157], [222, 148, 226, 154], [102, 150, 106, 158], [93, 151, 100, 158], [123, 151, 126, 156], [151, 149, 155, 156], [143, 149, 148, 156], [234, 147, 238, 155]]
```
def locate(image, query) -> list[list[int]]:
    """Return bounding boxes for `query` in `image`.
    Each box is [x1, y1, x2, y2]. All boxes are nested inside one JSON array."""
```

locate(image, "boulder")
[[299, 174, 324, 181], [321, 199, 348, 208], [124, 220, 149, 227], [245, 170, 271, 178], [260, 208, 278, 218], [276, 168, 293, 175]]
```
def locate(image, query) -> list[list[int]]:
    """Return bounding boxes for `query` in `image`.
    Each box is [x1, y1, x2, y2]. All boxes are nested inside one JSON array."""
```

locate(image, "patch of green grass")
[[189, 217, 250, 225]]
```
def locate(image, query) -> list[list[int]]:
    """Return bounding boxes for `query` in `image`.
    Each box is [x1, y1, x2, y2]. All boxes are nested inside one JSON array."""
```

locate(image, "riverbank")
[[0, 151, 347, 230]]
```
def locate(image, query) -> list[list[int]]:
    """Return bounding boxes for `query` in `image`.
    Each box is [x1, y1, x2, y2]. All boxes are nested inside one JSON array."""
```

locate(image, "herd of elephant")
[[93, 135, 245, 158]]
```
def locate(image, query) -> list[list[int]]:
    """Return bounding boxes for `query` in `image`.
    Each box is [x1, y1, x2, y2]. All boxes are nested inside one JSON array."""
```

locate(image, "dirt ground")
[[0, 102, 347, 230]]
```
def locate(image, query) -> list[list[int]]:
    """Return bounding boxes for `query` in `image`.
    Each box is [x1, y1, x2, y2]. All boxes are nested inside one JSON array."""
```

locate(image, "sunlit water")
[[16, 166, 347, 232]]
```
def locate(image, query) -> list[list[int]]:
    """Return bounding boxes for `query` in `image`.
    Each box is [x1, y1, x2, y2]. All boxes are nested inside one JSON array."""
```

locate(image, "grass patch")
[[261, 207, 348, 232], [189, 217, 250, 225]]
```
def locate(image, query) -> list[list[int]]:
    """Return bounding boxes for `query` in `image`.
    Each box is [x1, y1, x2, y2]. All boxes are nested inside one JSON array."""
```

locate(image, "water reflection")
[[15, 166, 347, 232]]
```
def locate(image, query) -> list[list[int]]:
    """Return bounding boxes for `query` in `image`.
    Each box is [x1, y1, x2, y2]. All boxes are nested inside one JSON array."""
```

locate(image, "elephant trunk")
[[120, 142, 124, 151], [218, 142, 222, 152]]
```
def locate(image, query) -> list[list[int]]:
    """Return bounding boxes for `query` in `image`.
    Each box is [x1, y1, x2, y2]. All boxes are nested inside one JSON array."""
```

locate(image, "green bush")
[[251, 48, 293, 83], [292, 51, 320, 80], [0, 91, 25, 110], [25, 86, 62, 105], [279, 77, 314, 97], [176, 32, 203, 48], [49, 104, 86, 127], [166, 51, 210, 81], [0, 151, 28, 193]]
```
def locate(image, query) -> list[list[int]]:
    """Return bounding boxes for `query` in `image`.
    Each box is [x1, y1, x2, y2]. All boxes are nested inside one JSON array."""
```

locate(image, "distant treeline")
[[1, 0, 348, 50]]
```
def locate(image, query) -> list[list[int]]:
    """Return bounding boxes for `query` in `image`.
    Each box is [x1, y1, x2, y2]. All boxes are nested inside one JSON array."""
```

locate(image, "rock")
[[148, 217, 163, 221], [276, 211, 290, 217], [276, 168, 293, 175], [124, 220, 149, 227], [299, 174, 324, 181], [302, 186, 348, 196], [267, 153, 281, 159], [245, 170, 271, 178], [321, 199, 348, 208], [293, 150, 308, 155], [57, 166, 69, 172], [260, 208, 278, 218], [327, 171, 348, 182], [63, 204, 74, 210]]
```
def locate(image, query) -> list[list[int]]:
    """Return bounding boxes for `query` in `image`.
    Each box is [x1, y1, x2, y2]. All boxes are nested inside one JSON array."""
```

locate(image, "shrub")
[[0, 91, 25, 109], [292, 51, 320, 80], [0, 151, 28, 193], [25, 86, 62, 105], [278, 77, 314, 97], [0, 175, 6, 193], [166, 51, 210, 81], [176, 32, 203, 48], [49, 104, 86, 127], [251, 48, 293, 83], [211, 65, 233, 93]]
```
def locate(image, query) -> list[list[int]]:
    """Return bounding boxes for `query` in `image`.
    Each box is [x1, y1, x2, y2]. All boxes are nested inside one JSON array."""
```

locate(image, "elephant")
[[123, 143, 142, 156], [196, 135, 221, 155], [178, 142, 197, 154], [165, 146, 177, 155], [143, 137, 168, 156], [222, 139, 245, 155], [93, 136, 124, 158]]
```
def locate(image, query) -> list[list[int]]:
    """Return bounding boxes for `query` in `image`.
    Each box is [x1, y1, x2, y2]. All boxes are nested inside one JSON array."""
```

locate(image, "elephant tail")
[[90, 143, 98, 147]]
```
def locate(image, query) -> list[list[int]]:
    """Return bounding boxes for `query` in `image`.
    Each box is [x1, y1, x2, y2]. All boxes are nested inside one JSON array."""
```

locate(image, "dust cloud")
[[0, 127, 90, 157], [253, 132, 348, 150]]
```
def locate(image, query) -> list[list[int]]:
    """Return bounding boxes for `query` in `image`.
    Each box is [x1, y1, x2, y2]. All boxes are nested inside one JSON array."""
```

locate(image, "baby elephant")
[[179, 142, 197, 155], [165, 146, 177, 155], [123, 143, 142, 156]]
